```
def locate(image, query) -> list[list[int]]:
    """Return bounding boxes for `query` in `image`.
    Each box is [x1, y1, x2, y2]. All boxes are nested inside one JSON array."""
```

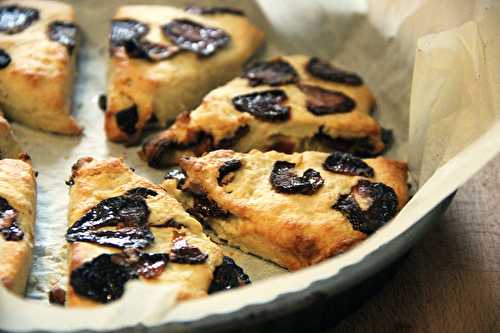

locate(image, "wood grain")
[[334, 153, 500, 333]]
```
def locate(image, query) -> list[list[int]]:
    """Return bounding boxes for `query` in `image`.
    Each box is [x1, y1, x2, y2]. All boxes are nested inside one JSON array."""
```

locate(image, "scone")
[[0, 113, 23, 159], [0, 156, 36, 294], [0, 0, 81, 135], [142, 55, 386, 168], [65, 157, 243, 307], [105, 5, 265, 144], [163, 150, 408, 271]]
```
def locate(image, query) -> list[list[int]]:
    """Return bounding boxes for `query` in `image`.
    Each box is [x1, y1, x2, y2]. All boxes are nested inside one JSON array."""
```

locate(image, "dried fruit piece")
[[123, 38, 179, 62], [332, 179, 398, 234], [153, 219, 184, 229], [0, 196, 23, 241], [299, 84, 356, 115], [164, 166, 187, 189], [98, 94, 107, 111], [187, 191, 230, 221], [217, 159, 242, 186], [48, 288, 66, 306], [243, 59, 299, 87], [0, 49, 11, 69], [232, 90, 290, 122], [306, 57, 363, 86], [185, 6, 244, 16], [67, 227, 154, 249], [208, 256, 251, 294], [0, 5, 39, 34], [162, 19, 230, 57], [170, 239, 208, 264], [135, 253, 169, 279], [270, 161, 324, 195], [323, 151, 374, 177], [125, 187, 157, 198], [313, 127, 376, 158], [115, 104, 139, 135], [47, 21, 78, 54], [110, 19, 149, 51], [214, 126, 250, 150]]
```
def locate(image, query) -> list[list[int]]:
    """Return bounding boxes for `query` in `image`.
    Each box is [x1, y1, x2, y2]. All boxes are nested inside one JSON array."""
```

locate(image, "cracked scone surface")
[[66, 157, 223, 307], [106, 5, 264, 144], [166, 150, 408, 271], [0, 157, 36, 295], [0, 0, 81, 135], [142, 55, 384, 167]]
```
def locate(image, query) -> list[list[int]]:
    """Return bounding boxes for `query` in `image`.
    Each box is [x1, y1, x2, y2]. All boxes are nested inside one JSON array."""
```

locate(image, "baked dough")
[[105, 5, 264, 144], [0, 113, 23, 159], [142, 55, 385, 167], [0, 156, 36, 295], [66, 157, 224, 307], [165, 150, 408, 271], [0, 0, 81, 135]]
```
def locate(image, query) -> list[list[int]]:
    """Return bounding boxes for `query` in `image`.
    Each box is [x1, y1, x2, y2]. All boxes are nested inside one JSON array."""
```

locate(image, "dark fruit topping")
[[313, 127, 377, 158], [0, 5, 39, 34], [332, 179, 398, 234], [0, 196, 23, 241], [0, 49, 11, 69], [98, 94, 107, 112], [47, 21, 78, 54], [170, 239, 208, 264], [185, 6, 245, 16], [270, 161, 324, 195], [232, 90, 290, 122], [299, 84, 356, 115], [123, 38, 178, 62], [110, 19, 149, 50], [67, 227, 154, 249], [48, 288, 66, 306], [323, 151, 374, 177], [214, 126, 249, 150], [116, 104, 139, 135], [243, 59, 299, 87], [187, 191, 230, 221], [208, 256, 251, 294], [125, 187, 158, 198], [306, 57, 363, 86], [162, 19, 230, 57], [164, 166, 187, 189], [217, 159, 242, 186], [134, 253, 169, 279]]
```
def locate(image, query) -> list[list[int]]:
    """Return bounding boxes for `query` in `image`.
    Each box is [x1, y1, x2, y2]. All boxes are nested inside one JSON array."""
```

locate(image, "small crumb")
[[48, 288, 66, 306]]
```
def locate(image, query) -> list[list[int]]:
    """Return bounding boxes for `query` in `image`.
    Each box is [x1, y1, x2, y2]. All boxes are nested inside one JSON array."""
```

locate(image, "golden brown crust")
[[105, 5, 265, 144], [0, 158, 36, 295], [0, 0, 81, 135], [66, 157, 223, 307], [172, 150, 408, 271], [0, 113, 23, 159], [142, 55, 384, 167]]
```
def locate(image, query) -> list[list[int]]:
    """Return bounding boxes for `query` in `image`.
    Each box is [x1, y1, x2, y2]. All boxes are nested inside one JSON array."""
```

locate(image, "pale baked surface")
[[142, 55, 384, 167], [66, 157, 223, 307], [169, 150, 408, 271], [0, 113, 23, 159], [106, 5, 265, 143], [0, 158, 36, 295], [0, 0, 81, 135]]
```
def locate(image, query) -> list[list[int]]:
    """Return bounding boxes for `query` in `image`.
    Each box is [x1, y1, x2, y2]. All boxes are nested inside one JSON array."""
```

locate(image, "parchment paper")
[[1, 0, 499, 331]]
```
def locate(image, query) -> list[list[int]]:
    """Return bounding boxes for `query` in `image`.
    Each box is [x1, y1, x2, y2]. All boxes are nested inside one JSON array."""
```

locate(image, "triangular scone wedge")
[[0, 113, 23, 159], [105, 5, 264, 144], [66, 157, 224, 307], [0, 0, 81, 135], [0, 156, 36, 295], [165, 150, 408, 271], [142, 55, 385, 167]]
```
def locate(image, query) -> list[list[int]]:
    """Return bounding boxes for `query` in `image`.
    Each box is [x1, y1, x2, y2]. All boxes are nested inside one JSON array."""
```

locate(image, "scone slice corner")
[[174, 150, 408, 271], [0, 157, 36, 295], [65, 157, 225, 307], [105, 4, 265, 144], [0, 0, 81, 135]]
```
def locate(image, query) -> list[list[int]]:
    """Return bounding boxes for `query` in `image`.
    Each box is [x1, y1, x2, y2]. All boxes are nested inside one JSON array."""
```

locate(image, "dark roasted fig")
[[162, 19, 230, 57], [323, 151, 374, 177], [208, 256, 251, 293], [47, 21, 78, 54], [110, 19, 149, 51], [217, 159, 242, 186], [0, 5, 39, 34], [0, 196, 23, 241], [0, 49, 11, 69], [299, 84, 356, 115], [164, 166, 187, 189], [170, 239, 208, 264], [306, 57, 363, 86], [332, 179, 398, 234], [270, 161, 324, 195], [232, 90, 290, 122], [243, 59, 299, 87], [185, 6, 244, 16], [116, 104, 139, 135]]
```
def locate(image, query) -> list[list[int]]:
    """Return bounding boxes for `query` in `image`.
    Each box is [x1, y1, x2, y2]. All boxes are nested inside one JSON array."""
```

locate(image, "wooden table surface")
[[333, 153, 500, 332]]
